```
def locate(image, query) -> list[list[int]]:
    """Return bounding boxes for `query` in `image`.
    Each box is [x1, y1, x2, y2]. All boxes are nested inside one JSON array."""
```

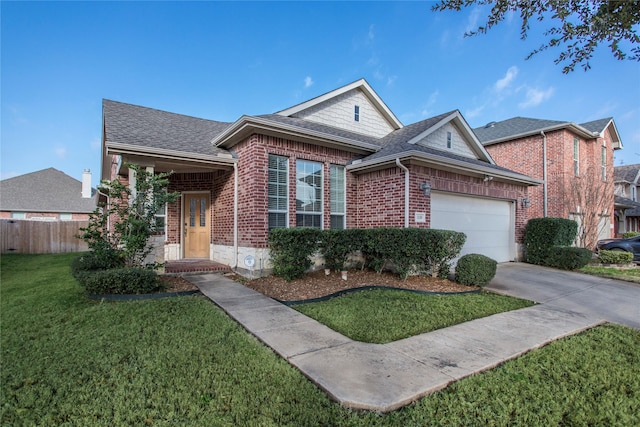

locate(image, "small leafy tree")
[[564, 164, 613, 250], [432, 0, 640, 73], [79, 164, 178, 268]]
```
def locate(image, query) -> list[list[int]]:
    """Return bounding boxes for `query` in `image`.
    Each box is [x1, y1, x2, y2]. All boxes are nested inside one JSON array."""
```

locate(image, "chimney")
[[82, 169, 92, 198]]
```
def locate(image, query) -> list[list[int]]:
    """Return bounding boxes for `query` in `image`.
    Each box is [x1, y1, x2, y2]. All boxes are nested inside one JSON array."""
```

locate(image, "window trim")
[[446, 131, 452, 149], [268, 154, 289, 230], [330, 164, 346, 229], [295, 159, 323, 229], [601, 145, 606, 181], [573, 138, 579, 176]]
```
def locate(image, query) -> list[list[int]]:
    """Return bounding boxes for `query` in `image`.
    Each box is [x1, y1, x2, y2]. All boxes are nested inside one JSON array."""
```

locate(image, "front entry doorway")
[[184, 193, 211, 258]]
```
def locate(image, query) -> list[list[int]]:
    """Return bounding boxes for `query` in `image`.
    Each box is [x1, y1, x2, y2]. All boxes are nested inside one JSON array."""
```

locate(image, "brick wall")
[[167, 172, 218, 245], [355, 163, 529, 242], [232, 134, 358, 248], [485, 127, 616, 242]]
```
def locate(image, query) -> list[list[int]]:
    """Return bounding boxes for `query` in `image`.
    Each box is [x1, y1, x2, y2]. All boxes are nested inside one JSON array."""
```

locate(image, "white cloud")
[[620, 109, 636, 121], [304, 76, 314, 88], [368, 24, 375, 43], [494, 66, 518, 92], [464, 7, 482, 34], [91, 138, 101, 151], [55, 146, 67, 159], [519, 87, 555, 108], [386, 75, 397, 86], [465, 105, 485, 119], [421, 90, 439, 117]]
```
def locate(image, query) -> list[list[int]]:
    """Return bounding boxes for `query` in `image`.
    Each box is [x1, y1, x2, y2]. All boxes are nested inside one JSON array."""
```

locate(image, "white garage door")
[[431, 192, 514, 263]]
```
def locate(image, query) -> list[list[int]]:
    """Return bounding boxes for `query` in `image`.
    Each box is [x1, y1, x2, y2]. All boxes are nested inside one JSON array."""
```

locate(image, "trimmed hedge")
[[269, 228, 466, 281], [75, 268, 162, 295], [268, 228, 322, 281], [455, 253, 497, 286], [622, 231, 640, 238], [597, 249, 634, 264], [524, 218, 578, 265], [320, 229, 362, 272], [546, 246, 593, 270], [360, 228, 466, 279]]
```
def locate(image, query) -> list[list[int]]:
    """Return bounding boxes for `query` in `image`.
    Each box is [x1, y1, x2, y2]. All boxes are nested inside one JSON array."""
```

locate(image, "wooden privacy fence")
[[0, 219, 89, 254]]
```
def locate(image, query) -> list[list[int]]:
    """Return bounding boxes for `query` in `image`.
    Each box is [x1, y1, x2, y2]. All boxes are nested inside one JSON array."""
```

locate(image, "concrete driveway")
[[487, 262, 640, 330]]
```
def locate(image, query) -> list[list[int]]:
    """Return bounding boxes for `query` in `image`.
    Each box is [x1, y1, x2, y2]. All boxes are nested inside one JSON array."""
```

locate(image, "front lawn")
[[294, 289, 533, 343], [2, 253, 639, 425], [580, 265, 640, 284]]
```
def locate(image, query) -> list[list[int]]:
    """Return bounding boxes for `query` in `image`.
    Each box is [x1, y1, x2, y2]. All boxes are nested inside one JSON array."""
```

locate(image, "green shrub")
[[361, 228, 466, 279], [70, 252, 124, 278], [269, 227, 465, 281], [622, 231, 640, 238], [524, 218, 578, 265], [320, 229, 362, 271], [597, 249, 634, 264], [455, 253, 498, 286], [76, 268, 162, 294], [546, 246, 593, 270], [268, 228, 322, 281]]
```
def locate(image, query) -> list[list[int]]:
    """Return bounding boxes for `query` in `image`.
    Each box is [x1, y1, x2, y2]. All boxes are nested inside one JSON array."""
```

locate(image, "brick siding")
[[485, 127, 616, 242]]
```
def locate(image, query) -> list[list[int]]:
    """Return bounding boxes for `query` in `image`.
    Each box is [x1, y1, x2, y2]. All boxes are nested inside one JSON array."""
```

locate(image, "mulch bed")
[[161, 269, 479, 302], [237, 269, 478, 301]]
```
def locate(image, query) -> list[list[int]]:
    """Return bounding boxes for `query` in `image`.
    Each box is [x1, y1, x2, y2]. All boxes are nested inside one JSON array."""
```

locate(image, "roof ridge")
[[103, 99, 231, 124]]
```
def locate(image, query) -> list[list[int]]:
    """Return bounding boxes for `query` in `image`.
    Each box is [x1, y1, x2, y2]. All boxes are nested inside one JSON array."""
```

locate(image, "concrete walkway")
[[185, 270, 604, 412]]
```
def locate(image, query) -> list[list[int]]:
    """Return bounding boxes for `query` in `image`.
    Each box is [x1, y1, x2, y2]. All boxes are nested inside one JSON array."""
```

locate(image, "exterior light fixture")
[[419, 182, 431, 196], [483, 175, 494, 182], [521, 198, 531, 208]]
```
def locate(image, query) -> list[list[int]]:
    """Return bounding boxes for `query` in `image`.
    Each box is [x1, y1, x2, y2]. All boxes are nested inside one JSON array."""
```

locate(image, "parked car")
[[596, 235, 640, 261]]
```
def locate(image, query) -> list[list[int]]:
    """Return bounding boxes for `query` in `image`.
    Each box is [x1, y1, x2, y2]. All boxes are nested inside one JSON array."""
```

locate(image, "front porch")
[[164, 259, 231, 274]]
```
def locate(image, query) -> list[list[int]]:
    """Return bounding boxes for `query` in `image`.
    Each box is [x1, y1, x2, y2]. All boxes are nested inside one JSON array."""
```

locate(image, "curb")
[[277, 285, 481, 306]]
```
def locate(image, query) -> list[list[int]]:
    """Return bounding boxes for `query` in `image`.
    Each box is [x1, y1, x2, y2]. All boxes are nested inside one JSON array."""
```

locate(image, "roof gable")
[[276, 79, 402, 138], [0, 168, 97, 213], [103, 99, 232, 156], [346, 111, 542, 186], [580, 117, 622, 149], [407, 111, 493, 163], [614, 164, 640, 184], [474, 117, 568, 144], [474, 116, 622, 149]]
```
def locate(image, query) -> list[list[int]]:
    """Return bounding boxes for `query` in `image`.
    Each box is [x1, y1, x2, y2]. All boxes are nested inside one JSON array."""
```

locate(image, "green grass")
[[580, 265, 640, 283], [294, 289, 534, 343], [2, 253, 639, 426]]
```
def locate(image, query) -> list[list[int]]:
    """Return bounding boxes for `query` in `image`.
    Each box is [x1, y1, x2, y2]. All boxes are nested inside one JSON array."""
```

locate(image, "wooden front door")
[[184, 193, 210, 258]]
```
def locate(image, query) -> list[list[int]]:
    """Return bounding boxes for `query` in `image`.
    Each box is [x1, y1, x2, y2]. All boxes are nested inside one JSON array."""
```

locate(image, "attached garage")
[[431, 192, 515, 263]]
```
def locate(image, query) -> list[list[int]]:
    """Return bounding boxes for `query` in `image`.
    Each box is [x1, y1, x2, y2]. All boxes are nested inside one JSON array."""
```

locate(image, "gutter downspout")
[[395, 158, 410, 228], [541, 131, 548, 217], [233, 163, 239, 270]]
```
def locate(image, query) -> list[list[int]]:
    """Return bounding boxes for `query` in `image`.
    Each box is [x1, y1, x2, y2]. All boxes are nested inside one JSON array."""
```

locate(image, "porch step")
[[164, 259, 231, 274]]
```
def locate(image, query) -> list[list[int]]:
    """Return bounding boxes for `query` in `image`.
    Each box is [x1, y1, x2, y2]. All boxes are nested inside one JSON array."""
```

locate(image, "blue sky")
[[2, 1, 639, 186]]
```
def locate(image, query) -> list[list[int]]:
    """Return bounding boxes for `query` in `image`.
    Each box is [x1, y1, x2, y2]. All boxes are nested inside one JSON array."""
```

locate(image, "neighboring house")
[[474, 116, 622, 248], [0, 168, 97, 220], [101, 79, 540, 272], [614, 164, 640, 234]]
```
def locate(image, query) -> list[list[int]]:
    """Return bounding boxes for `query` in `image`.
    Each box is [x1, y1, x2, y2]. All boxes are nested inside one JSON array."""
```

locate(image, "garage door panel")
[[431, 192, 514, 263]]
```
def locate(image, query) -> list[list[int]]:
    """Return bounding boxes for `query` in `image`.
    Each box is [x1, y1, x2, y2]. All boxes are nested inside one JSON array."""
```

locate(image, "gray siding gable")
[[288, 88, 396, 138]]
